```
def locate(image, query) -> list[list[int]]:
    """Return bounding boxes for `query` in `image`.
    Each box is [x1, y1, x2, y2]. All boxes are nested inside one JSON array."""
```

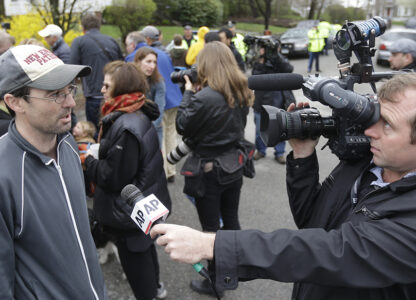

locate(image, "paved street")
[[91, 50, 391, 299]]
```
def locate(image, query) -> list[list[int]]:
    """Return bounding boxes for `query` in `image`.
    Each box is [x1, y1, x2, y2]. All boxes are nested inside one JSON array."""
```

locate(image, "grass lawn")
[[102, 23, 288, 46]]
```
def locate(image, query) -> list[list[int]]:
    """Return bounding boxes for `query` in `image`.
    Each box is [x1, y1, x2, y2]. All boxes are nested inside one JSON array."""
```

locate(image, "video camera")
[[244, 35, 281, 70], [249, 17, 403, 161]]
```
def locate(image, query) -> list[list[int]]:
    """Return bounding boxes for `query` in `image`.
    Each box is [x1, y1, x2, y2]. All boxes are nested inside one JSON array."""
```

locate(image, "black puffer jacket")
[[85, 101, 171, 251], [176, 87, 248, 158]]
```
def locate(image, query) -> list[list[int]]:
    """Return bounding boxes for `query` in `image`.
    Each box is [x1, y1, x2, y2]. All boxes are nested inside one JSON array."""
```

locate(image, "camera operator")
[[152, 73, 416, 300], [174, 41, 254, 296], [252, 43, 295, 163]]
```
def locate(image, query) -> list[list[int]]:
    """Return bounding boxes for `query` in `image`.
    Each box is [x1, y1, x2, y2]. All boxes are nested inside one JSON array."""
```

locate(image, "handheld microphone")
[[248, 73, 305, 91], [120, 185, 211, 283]]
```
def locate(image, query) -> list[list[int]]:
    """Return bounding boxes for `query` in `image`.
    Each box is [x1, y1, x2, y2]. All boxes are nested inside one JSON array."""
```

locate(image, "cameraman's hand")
[[287, 102, 319, 159]]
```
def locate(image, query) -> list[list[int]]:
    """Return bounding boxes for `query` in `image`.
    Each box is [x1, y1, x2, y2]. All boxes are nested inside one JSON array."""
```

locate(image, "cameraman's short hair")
[[378, 73, 416, 143], [81, 14, 101, 31], [173, 34, 182, 46], [219, 28, 233, 40], [126, 31, 146, 46]]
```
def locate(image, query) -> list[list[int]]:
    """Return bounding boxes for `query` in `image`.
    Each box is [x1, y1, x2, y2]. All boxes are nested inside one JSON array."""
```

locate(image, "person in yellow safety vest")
[[185, 26, 209, 66], [182, 24, 198, 49], [318, 20, 332, 55], [307, 25, 325, 73], [227, 21, 248, 60]]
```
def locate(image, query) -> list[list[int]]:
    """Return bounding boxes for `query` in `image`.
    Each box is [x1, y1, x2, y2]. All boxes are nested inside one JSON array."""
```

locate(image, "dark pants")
[[308, 52, 320, 72], [195, 171, 243, 233], [116, 241, 159, 300], [85, 97, 103, 131]]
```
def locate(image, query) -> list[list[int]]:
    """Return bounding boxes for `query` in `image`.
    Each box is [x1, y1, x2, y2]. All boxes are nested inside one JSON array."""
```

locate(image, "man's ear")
[[404, 53, 413, 65], [3, 94, 26, 115]]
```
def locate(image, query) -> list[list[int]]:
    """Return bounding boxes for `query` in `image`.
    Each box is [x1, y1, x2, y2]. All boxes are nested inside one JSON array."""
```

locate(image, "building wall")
[[5, 0, 112, 16]]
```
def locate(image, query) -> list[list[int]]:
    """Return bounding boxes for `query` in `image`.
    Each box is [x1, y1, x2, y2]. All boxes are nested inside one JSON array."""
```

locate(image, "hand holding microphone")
[[150, 224, 215, 264], [120, 185, 214, 283]]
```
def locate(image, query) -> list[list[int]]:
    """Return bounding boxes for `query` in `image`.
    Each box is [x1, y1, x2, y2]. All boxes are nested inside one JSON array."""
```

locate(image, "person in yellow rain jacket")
[[185, 26, 209, 66], [318, 20, 332, 55], [307, 25, 325, 73]]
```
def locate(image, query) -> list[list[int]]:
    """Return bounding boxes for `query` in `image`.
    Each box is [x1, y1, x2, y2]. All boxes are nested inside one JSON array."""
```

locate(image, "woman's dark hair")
[[103, 61, 148, 98], [133, 47, 162, 85]]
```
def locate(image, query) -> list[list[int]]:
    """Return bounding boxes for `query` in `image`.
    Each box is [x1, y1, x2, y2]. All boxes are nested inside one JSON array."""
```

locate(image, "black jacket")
[[252, 53, 295, 112], [214, 151, 416, 299], [70, 29, 124, 98], [403, 61, 416, 72], [230, 44, 245, 72], [85, 102, 171, 251], [176, 87, 248, 158], [52, 38, 71, 64], [0, 109, 11, 136]]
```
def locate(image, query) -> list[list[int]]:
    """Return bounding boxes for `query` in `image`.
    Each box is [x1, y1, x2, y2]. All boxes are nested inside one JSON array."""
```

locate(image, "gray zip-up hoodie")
[[0, 121, 106, 299]]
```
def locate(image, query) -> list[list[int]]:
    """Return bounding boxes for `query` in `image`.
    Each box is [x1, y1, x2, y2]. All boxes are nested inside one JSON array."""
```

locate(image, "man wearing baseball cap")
[[38, 24, 71, 64], [388, 38, 416, 71], [0, 45, 107, 299]]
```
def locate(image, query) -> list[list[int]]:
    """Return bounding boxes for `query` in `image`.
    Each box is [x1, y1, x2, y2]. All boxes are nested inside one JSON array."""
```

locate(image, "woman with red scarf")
[[84, 61, 171, 300]]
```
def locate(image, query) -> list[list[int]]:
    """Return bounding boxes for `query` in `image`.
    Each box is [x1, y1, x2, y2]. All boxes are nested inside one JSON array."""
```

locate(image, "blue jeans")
[[85, 97, 102, 131], [254, 111, 285, 157], [308, 52, 320, 72]]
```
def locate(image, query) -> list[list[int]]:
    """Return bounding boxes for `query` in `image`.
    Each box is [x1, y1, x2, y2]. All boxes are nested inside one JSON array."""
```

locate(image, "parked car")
[[376, 28, 416, 66], [406, 16, 416, 29], [296, 20, 319, 28], [280, 28, 309, 57]]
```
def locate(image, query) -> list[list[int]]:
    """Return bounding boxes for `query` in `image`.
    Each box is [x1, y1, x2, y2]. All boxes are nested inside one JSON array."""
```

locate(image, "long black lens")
[[260, 105, 337, 145]]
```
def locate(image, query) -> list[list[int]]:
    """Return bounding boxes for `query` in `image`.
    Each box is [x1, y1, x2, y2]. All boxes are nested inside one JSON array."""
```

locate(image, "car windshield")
[[383, 32, 416, 41], [282, 29, 307, 39]]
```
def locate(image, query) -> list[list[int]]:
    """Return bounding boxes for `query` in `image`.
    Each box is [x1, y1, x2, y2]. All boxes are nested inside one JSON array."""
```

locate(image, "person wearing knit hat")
[[388, 38, 416, 71]]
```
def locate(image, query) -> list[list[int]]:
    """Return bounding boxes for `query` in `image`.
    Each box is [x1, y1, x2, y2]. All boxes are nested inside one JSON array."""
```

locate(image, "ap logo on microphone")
[[130, 194, 169, 234]]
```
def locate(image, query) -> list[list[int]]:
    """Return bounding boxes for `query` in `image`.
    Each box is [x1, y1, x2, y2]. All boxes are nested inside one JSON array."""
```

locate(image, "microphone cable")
[[193, 262, 222, 300]]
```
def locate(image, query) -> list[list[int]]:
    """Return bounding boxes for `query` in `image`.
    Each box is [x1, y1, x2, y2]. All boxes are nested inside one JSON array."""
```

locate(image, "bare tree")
[[29, 0, 90, 35], [0, 0, 5, 19], [249, 0, 272, 29], [308, 0, 318, 19], [316, 0, 326, 19]]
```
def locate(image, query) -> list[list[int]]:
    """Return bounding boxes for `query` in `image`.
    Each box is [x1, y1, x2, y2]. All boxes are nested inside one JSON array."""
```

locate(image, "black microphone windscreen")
[[121, 184, 138, 202], [248, 73, 305, 91]]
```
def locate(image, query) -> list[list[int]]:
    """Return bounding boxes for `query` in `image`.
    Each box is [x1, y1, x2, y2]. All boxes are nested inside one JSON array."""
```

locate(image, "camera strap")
[[350, 162, 376, 208]]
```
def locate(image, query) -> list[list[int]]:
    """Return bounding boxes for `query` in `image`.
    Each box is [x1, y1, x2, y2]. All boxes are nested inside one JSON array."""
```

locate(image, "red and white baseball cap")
[[0, 45, 90, 98]]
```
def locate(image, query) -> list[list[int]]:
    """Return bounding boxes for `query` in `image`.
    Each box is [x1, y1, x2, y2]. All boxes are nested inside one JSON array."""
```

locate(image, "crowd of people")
[[1, 12, 416, 300]]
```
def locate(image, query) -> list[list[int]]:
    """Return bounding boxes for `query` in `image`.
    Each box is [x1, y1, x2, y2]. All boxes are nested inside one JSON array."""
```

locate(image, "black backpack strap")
[[86, 34, 114, 61]]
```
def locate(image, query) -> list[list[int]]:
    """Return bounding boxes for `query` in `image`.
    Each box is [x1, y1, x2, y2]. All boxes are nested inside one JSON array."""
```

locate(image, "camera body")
[[244, 35, 280, 70], [258, 17, 401, 161], [170, 64, 198, 84]]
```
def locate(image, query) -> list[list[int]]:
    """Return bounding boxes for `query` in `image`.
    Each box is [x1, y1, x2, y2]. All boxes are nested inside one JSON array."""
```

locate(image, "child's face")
[[72, 123, 84, 138]]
